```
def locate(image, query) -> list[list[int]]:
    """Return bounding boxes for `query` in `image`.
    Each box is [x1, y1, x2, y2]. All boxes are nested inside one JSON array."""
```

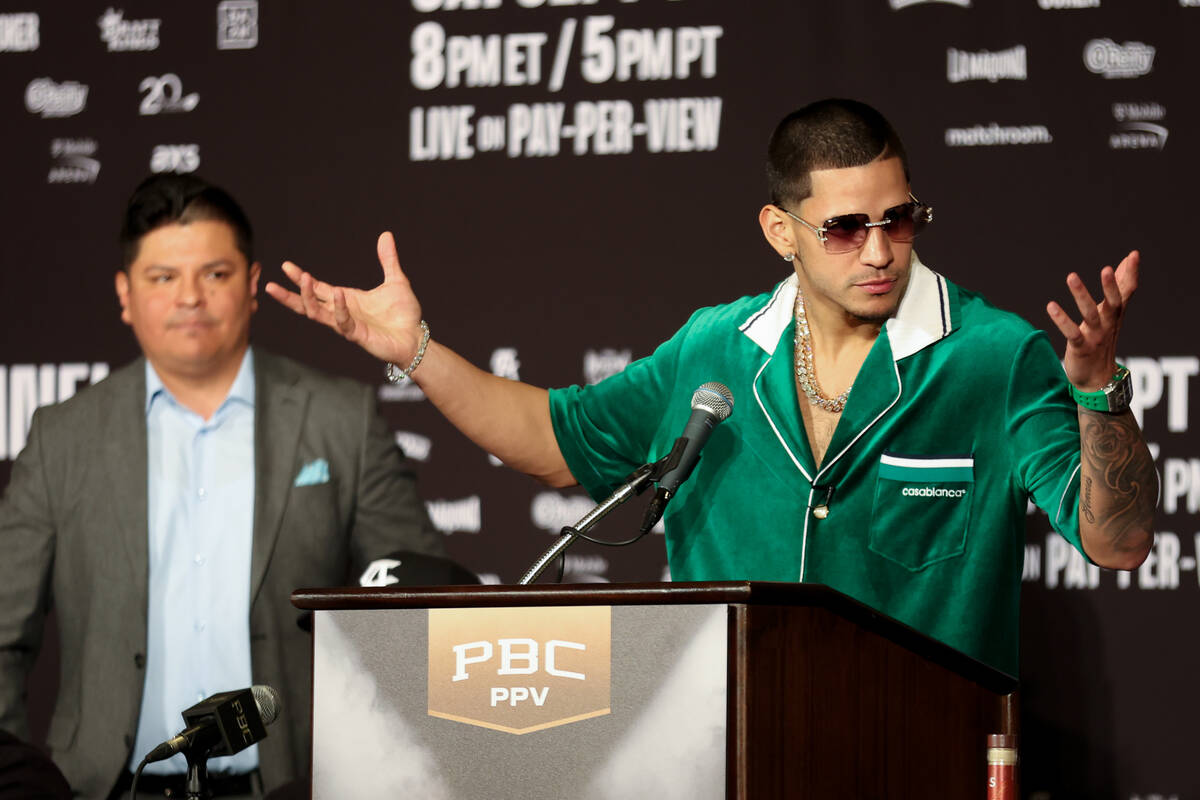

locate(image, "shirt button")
[[194, 554, 206, 566], [133, 653, 146, 669], [197, 487, 207, 499], [194, 620, 206, 632]]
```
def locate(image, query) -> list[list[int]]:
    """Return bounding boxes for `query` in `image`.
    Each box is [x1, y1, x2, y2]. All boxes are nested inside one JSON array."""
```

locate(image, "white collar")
[[738, 253, 953, 361]]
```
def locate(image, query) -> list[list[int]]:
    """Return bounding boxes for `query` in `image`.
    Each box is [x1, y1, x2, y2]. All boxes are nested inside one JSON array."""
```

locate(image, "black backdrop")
[[2, 1, 1198, 797]]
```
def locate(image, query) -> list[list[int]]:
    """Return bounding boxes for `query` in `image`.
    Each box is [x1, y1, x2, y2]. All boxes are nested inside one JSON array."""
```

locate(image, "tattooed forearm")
[[1078, 408, 1157, 561], [1081, 476, 1095, 525]]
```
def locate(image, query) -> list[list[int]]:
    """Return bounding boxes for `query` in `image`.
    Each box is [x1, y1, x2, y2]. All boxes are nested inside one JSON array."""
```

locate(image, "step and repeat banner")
[[1, 1, 1197, 797]]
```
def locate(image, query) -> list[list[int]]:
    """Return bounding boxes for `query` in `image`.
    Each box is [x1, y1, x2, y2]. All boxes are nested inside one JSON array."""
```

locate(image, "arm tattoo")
[[1081, 476, 1095, 525], [1079, 409, 1157, 554]]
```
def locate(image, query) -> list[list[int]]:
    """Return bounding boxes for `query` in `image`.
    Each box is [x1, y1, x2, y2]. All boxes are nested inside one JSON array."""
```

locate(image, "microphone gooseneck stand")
[[517, 440, 686, 586], [184, 749, 212, 800]]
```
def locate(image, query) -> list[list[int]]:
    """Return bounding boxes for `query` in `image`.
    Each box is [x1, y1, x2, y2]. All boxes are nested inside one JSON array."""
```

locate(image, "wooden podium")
[[293, 581, 1016, 799]]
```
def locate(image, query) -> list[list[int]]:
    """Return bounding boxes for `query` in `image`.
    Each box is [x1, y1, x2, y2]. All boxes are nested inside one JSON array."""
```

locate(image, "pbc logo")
[[217, 0, 259, 50], [139, 74, 199, 115], [151, 144, 200, 174], [428, 606, 611, 734], [0, 13, 39, 52]]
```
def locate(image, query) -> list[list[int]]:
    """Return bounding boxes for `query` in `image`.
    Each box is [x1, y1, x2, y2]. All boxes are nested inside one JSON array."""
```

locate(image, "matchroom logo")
[[427, 606, 611, 734]]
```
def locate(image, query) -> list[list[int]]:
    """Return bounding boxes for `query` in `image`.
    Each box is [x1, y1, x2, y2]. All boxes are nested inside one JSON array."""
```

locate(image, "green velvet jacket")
[[550, 258, 1083, 675]]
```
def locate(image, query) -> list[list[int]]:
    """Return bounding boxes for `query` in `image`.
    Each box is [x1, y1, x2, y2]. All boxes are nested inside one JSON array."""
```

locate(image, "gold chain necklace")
[[793, 289, 851, 414]]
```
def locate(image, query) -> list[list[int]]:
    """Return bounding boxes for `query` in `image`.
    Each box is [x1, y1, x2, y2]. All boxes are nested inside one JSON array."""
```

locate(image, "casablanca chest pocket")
[[868, 453, 975, 571]]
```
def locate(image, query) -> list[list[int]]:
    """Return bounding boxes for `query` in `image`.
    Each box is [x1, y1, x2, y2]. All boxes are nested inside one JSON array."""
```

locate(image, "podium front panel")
[[312, 603, 728, 799]]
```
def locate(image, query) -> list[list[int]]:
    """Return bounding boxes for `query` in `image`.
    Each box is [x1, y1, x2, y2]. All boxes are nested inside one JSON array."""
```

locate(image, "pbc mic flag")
[[145, 685, 281, 764]]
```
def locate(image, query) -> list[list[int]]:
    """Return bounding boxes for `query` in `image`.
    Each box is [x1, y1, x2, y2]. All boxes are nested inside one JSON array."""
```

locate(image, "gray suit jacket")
[[0, 349, 443, 799]]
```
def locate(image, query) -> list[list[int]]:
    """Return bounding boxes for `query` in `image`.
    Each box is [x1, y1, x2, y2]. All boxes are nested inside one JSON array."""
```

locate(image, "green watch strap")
[[1069, 364, 1131, 412]]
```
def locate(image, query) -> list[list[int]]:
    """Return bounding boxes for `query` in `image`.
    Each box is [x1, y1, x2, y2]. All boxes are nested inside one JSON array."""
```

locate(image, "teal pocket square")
[[294, 458, 330, 487]]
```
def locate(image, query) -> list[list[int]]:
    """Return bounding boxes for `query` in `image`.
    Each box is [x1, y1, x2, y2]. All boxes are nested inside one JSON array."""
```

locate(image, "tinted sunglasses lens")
[[884, 204, 917, 242], [823, 214, 869, 253]]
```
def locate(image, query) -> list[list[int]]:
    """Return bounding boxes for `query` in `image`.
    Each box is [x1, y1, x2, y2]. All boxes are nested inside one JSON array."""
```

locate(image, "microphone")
[[641, 382, 734, 531], [144, 685, 281, 764]]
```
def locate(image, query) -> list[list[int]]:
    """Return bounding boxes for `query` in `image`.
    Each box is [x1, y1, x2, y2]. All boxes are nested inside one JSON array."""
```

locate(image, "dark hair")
[[766, 98, 909, 210], [120, 174, 253, 269]]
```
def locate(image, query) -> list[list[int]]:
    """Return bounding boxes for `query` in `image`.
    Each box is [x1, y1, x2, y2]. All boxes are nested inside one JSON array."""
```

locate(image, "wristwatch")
[[1069, 364, 1132, 413]]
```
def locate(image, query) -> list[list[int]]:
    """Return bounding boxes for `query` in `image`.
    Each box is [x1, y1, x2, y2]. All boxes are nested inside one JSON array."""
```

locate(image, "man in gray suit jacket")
[[0, 175, 445, 799]]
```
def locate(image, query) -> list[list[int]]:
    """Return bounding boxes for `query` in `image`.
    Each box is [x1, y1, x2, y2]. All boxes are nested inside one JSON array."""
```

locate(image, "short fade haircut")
[[766, 98, 910, 210], [120, 173, 254, 269]]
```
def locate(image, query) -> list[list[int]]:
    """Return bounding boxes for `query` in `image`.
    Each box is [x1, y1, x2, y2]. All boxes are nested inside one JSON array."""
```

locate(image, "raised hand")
[[1045, 250, 1139, 391], [265, 232, 425, 366]]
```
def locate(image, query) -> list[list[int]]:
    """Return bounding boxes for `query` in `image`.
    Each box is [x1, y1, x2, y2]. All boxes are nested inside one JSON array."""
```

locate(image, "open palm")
[[265, 232, 425, 365]]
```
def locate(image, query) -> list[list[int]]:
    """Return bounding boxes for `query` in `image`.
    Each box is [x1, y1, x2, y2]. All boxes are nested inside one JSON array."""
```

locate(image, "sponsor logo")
[[150, 144, 201, 174], [98, 8, 160, 52], [563, 554, 610, 580], [0, 13, 39, 52], [395, 430, 432, 462], [531, 490, 664, 534], [531, 491, 596, 532], [945, 123, 1053, 147], [1113, 102, 1164, 122], [947, 45, 1027, 83], [1110, 122, 1167, 150], [583, 348, 631, 384], [890, 0, 970, 7], [217, 0, 259, 50], [1038, 0, 1099, 7], [139, 74, 199, 115], [379, 377, 426, 402], [901, 486, 968, 498], [1, 362, 110, 460], [1084, 38, 1154, 79], [428, 606, 611, 734], [490, 347, 520, 380], [48, 138, 100, 184], [1110, 102, 1168, 150], [359, 558, 404, 587], [426, 496, 482, 533], [25, 78, 87, 118]]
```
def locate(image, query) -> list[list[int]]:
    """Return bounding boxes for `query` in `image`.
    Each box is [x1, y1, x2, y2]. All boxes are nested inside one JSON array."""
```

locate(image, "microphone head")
[[691, 382, 734, 422], [251, 685, 282, 726]]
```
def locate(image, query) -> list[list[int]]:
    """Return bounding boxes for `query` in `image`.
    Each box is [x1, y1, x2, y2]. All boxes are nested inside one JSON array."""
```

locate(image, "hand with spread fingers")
[[1045, 250, 1138, 392], [265, 231, 575, 486], [265, 231, 424, 367], [1044, 250, 1155, 570]]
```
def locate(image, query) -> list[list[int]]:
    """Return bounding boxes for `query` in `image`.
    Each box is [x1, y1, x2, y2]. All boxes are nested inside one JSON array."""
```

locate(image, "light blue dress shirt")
[[130, 350, 258, 776]]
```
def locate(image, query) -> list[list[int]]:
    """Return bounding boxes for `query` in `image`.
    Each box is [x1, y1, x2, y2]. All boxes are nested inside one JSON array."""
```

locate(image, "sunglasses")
[[784, 194, 934, 254]]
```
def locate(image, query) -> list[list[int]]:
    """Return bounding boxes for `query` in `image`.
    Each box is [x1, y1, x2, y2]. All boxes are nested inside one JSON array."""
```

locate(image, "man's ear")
[[249, 262, 261, 312], [758, 204, 797, 260], [115, 270, 132, 325]]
